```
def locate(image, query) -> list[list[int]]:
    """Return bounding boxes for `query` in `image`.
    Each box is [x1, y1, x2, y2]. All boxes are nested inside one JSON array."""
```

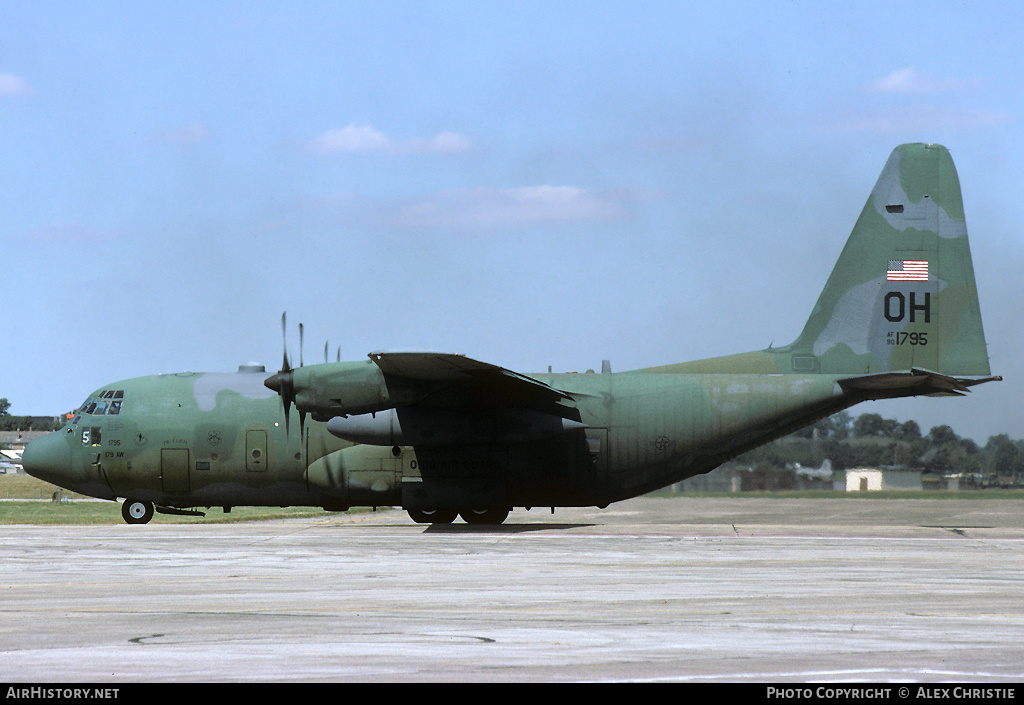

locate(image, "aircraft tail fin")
[[787, 143, 993, 379]]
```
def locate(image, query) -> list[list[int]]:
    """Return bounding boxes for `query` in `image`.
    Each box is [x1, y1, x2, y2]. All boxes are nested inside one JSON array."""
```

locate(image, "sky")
[[3, 1, 1022, 443]]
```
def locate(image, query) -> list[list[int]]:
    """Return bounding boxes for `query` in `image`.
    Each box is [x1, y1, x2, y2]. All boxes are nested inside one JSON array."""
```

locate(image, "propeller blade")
[[280, 312, 290, 373]]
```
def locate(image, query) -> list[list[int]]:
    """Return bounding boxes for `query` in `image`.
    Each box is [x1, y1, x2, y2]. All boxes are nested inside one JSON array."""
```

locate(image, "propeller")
[[265, 314, 343, 439], [264, 312, 303, 437]]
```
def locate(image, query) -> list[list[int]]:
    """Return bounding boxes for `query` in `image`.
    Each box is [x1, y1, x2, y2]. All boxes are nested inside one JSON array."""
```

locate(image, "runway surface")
[[2, 496, 1024, 682]]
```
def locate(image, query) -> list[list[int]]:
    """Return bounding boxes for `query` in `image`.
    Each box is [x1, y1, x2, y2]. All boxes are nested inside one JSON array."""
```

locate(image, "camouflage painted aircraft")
[[23, 143, 1000, 524]]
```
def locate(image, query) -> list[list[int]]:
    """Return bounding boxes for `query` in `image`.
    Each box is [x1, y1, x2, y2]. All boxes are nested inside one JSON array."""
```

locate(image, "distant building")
[[0, 431, 50, 473], [1, 449, 22, 473], [674, 466, 743, 492], [845, 467, 922, 491], [0, 430, 49, 448]]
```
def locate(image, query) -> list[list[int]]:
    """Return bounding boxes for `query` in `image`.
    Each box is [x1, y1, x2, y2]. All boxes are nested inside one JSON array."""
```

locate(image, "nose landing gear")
[[121, 499, 154, 524]]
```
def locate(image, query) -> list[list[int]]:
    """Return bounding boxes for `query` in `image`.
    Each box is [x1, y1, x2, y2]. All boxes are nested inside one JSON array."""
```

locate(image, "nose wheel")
[[121, 499, 154, 524]]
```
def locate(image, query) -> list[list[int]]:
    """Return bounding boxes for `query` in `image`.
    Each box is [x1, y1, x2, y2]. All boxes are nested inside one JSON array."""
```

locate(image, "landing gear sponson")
[[407, 507, 510, 525]]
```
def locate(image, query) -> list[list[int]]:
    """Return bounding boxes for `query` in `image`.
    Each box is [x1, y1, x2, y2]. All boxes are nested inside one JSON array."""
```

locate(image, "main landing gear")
[[407, 507, 510, 525]]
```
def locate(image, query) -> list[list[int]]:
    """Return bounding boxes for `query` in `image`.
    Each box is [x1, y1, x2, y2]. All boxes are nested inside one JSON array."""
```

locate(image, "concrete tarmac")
[[2, 496, 1024, 683]]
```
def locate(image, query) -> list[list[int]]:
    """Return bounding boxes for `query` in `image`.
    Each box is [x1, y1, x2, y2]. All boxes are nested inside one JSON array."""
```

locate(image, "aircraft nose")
[[21, 432, 72, 486]]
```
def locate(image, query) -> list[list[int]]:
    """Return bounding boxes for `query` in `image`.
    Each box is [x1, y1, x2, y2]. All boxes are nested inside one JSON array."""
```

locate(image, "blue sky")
[[4, 1, 1021, 442]]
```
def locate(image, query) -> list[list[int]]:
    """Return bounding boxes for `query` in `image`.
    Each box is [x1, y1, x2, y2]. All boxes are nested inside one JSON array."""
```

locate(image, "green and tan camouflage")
[[650, 143, 991, 379], [23, 144, 1000, 524]]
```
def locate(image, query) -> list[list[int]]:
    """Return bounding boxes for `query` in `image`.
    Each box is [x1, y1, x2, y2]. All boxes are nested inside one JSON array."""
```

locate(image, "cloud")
[[842, 68, 1010, 134], [292, 184, 635, 231], [0, 73, 30, 96], [833, 104, 1012, 134], [867, 67, 976, 94], [308, 124, 473, 155], [385, 185, 630, 229]]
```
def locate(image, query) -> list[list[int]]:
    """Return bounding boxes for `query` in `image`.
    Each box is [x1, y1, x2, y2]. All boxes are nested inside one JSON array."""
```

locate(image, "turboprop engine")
[[326, 407, 587, 446], [264, 359, 417, 420]]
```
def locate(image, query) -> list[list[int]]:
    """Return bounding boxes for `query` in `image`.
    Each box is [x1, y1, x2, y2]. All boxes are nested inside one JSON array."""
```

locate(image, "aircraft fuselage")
[[24, 363, 854, 519]]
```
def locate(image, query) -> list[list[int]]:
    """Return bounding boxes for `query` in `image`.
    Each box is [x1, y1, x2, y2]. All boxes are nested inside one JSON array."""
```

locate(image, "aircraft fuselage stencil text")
[[884, 291, 930, 323], [884, 291, 930, 346]]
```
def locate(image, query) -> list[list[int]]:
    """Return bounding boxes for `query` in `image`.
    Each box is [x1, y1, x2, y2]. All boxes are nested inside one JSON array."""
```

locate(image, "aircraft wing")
[[839, 368, 1002, 399], [320, 352, 582, 446], [368, 351, 575, 411]]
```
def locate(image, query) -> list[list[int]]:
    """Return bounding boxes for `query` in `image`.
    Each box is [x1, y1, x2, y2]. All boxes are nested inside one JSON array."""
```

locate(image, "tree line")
[[736, 410, 1024, 484], [0, 398, 62, 432]]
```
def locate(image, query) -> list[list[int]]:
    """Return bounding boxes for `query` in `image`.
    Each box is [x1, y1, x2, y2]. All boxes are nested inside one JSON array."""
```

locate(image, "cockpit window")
[[78, 391, 125, 415]]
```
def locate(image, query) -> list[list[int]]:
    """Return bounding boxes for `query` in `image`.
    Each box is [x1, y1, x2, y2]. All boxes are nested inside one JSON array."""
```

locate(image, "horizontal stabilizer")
[[839, 368, 1002, 399]]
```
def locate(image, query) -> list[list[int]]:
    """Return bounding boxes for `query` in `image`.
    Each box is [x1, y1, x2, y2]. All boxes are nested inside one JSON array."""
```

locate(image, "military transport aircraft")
[[23, 143, 1000, 524]]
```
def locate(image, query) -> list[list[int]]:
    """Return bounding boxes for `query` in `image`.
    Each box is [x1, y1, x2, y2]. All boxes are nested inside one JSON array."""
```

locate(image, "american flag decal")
[[887, 259, 929, 281]]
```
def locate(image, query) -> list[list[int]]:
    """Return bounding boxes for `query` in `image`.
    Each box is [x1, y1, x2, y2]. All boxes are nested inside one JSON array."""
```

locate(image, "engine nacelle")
[[265, 360, 422, 419], [306, 444, 403, 508], [326, 407, 586, 446]]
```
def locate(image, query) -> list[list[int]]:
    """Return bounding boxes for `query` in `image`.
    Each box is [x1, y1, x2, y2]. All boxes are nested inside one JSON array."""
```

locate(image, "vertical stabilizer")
[[789, 143, 991, 377]]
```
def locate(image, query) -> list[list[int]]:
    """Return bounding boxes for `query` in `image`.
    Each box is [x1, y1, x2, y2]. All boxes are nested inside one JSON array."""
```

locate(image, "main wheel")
[[459, 508, 510, 525], [407, 508, 458, 524], [121, 499, 154, 525]]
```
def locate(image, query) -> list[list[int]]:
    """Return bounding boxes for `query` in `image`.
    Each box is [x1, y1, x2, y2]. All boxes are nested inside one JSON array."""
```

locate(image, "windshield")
[[77, 389, 124, 415]]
